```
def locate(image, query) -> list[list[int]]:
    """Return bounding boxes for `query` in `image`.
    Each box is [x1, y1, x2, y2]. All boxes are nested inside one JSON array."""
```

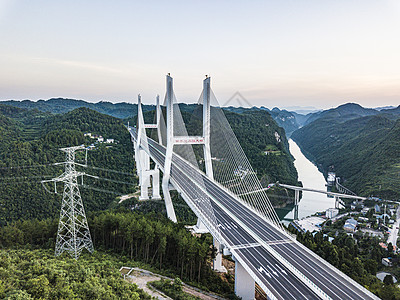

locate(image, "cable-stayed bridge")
[[129, 74, 379, 300]]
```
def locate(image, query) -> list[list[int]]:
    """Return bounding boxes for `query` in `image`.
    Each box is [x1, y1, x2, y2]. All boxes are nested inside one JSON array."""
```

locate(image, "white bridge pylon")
[[135, 75, 215, 223], [135, 75, 225, 271], [135, 95, 161, 201]]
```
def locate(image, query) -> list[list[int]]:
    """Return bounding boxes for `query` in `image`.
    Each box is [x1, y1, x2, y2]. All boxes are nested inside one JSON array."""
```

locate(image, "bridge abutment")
[[234, 257, 255, 300]]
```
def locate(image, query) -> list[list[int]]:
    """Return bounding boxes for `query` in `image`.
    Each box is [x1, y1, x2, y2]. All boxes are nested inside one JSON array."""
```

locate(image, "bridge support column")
[[234, 258, 255, 300], [151, 166, 161, 200], [162, 177, 177, 222], [162, 74, 178, 223], [213, 239, 226, 272], [139, 172, 150, 200], [294, 189, 300, 220], [138, 149, 151, 200], [335, 196, 339, 209]]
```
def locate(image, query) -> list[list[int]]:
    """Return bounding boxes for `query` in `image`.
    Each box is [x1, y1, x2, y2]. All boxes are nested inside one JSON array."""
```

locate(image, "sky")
[[0, 0, 399, 109]]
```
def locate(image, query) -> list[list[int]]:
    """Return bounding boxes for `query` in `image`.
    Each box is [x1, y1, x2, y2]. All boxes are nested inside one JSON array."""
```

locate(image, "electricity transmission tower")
[[42, 145, 94, 259]]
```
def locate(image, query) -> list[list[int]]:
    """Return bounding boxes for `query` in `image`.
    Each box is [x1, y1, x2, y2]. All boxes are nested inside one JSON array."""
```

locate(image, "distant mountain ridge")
[[1, 98, 155, 119], [2, 98, 400, 136]]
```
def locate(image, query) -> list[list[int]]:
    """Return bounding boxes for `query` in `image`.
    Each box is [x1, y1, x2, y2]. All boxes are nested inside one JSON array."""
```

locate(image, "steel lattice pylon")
[[53, 145, 94, 259]]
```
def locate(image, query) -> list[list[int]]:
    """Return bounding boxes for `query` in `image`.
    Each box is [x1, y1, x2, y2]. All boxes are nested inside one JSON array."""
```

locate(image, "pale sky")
[[0, 0, 399, 109]]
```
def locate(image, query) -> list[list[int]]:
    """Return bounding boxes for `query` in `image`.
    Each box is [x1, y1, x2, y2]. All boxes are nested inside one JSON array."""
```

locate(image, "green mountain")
[[292, 107, 400, 199], [302, 103, 380, 126], [1, 98, 155, 119], [0, 106, 136, 225]]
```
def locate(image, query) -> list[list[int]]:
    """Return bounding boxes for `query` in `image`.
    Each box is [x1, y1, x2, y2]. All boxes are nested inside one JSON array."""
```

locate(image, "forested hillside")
[[223, 109, 298, 186], [0, 106, 136, 225], [292, 111, 400, 199], [0, 248, 151, 299]]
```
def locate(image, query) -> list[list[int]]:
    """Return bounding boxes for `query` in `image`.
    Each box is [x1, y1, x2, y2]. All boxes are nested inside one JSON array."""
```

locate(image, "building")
[[375, 204, 381, 213], [106, 138, 114, 143], [361, 207, 370, 215], [97, 136, 104, 142], [358, 217, 369, 222], [382, 258, 392, 267], [326, 208, 339, 219], [343, 218, 358, 233], [84, 132, 92, 137]]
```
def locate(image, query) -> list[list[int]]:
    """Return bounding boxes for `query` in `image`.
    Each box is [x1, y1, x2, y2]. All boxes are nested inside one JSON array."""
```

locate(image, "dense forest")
[[291, 103, 400, 199], [0, 249, 151, 299], [0, 105, 137, 225], [0, 211, 236, 299]]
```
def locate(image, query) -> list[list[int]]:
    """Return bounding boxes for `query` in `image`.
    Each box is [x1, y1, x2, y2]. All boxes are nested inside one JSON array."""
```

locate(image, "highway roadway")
[[129, 127, 379, 300]]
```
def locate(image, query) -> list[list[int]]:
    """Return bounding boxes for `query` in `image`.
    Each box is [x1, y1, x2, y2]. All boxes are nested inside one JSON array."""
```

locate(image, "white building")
[[326, 208, 339, 219], [382, 258, 392, 267], [106, 138, 114, 143], [97, 136, 104, 142], [343, 218, 358, 233]]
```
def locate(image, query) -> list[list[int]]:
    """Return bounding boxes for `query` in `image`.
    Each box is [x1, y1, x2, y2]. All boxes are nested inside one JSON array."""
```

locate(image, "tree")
[[26, 275, 50, 299], [173, 277, 183, 292], [388, 242, 394, 254], [364, 259, 378, 275], [383, 274, 394, 285]]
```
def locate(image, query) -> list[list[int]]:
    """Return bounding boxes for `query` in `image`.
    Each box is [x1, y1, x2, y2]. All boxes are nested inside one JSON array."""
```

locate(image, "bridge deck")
[[130, 127, 378, 300]]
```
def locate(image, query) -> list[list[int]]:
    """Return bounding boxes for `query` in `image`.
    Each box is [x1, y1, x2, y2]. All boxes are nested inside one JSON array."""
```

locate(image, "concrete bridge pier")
[[150, 166, 161, 200], [294, 189, 300, 220], [137, 149, 161, 200], [234, 257, 255, 300], [213, 239, 227, 272], [137, 149, 150, 200]]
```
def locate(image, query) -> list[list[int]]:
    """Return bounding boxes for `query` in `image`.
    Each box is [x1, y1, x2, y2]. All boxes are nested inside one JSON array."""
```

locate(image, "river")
[[276, 139, 336, 221]]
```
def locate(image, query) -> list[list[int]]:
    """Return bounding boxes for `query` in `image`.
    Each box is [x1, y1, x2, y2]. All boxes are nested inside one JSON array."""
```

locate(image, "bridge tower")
[[161, 74, 225, 271], [135, 95, 161, 201]]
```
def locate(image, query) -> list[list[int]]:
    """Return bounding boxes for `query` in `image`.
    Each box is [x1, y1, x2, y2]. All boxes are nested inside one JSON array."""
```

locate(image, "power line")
[[0, 163, 58, 170], [87, 176, 136, 186], [0, 175, 54, 181], [82, 165, 136, 176], [79, 184, 124, 195]]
